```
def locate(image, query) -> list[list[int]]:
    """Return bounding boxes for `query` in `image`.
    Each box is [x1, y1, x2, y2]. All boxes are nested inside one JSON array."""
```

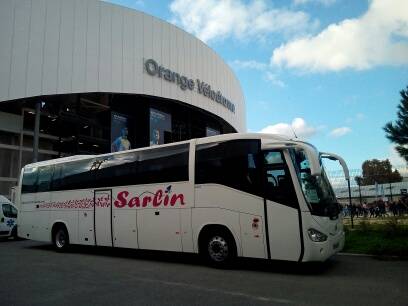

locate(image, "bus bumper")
[[305, 230, 345, 262]]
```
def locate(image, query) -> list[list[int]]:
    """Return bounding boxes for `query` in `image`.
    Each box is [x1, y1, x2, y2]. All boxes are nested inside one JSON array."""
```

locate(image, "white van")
[[0, 195, 18, 239]]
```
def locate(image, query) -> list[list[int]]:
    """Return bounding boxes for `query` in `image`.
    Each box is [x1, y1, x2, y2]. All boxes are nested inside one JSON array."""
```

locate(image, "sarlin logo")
[[114, 185, 185, 208]]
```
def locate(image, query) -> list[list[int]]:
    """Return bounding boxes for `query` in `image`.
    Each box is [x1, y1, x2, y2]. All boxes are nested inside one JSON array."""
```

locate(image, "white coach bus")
[[16, 133, 348, 266]]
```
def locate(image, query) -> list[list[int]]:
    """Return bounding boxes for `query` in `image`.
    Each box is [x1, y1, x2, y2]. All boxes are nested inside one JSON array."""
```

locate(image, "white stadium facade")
[[0, 0, 246, 196]]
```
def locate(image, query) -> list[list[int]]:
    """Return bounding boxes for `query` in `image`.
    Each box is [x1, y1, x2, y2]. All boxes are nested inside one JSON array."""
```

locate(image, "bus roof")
[[195, 132, 292, 144], [24, 155, 96, 169], [23, 133, 308, 169]]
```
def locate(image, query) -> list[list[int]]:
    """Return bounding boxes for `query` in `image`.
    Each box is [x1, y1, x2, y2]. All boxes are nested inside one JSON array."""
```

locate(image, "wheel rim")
[[208, 236, 229, 262], [55, 230, 66, 248]]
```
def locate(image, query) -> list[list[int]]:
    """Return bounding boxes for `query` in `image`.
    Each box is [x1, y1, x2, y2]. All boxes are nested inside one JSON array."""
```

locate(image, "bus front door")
[[263, 150, 302, 261], [94, 190, 113, 247]]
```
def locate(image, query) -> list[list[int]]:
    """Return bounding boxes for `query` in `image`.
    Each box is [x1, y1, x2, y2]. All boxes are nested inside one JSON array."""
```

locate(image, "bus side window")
[[22, 167, 38, 194], [137, 144, 189, 184], [195, 140, 262, 197], [95, 154, 138, 187], [95, 143, 189, 188], [60, 160, 95, 191], [37, 166, 53, 193], [51, 165, 64, 191], [264, 151, 298, 208]]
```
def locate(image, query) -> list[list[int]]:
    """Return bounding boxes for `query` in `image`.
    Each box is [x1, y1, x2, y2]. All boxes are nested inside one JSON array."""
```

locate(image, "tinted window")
[[10, 206, 17, 218], [2, 204, 16, 218], [37, 166, 53, 192], [264, 150, 298, 208], [195, 140, 261, 196], [137, 144, 189, 183], [26, 144, 189, 192], [51, 164, 65, 191], [22, 167, 38, 194], [54, 159, 96, 191], [95, 143, 189, 187], [264, 151, 284, 164]]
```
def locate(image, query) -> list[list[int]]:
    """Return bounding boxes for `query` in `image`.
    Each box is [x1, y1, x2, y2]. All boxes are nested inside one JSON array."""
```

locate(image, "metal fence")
[[327, 166, 408, 204], [326, 165, 408, 219]]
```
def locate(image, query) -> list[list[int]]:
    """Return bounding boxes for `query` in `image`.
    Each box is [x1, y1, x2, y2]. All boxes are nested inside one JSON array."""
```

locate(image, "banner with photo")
[[150, 108, 171, 146], [111, 112, 131, 152]]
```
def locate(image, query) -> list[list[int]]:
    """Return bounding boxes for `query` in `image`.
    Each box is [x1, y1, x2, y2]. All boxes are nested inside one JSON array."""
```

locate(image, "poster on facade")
[[149, 108, 171, 146], [111, 112, 131, 152], [206, 127, 220, 137]]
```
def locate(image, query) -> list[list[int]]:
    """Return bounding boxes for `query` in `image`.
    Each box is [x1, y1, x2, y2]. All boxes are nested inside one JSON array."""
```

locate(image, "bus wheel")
[[53, 225, 69, 252], [201, 229, 236, 268]]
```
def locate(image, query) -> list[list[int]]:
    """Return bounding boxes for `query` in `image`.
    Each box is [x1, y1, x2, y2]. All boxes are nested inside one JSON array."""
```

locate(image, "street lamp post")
[[347, 178, 354, 228], [33, 101, 41, 162], [358, 183, 362, 206], [389, 182, 393, 202]]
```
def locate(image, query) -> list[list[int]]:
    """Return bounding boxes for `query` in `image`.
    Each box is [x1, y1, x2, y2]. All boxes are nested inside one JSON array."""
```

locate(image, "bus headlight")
[[307, 228, 328, 242]]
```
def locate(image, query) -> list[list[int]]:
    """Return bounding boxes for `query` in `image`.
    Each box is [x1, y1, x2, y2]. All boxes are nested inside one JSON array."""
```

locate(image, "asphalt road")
[[0, 239, 407, 306]]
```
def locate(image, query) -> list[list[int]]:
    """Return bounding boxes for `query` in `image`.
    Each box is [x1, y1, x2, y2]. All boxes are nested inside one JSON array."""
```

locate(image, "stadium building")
[[0, 0, 246, 196]]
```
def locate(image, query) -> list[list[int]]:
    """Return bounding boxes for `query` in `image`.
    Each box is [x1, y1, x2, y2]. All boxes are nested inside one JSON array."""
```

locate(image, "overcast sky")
[[106, 0, 408, 170]]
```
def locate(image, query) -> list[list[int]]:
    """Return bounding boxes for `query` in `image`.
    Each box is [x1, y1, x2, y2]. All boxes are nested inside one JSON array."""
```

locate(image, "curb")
[[338, 252, 375, 257], [338, 252, 408, 260]]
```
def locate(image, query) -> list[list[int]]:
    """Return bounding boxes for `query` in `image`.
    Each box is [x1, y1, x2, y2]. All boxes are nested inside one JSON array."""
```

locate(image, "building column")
[[33, 101, 41, 162]]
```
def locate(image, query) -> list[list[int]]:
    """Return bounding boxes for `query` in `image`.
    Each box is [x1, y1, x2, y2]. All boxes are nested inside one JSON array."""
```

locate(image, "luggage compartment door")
[[94, 190, 112, 247]]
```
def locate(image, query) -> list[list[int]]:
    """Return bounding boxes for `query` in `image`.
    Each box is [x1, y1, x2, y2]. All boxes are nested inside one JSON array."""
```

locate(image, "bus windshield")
[[290, 149, 339, 218]]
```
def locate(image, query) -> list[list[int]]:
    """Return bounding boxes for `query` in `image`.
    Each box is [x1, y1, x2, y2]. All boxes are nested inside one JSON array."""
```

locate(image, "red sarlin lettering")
[[128, 197, 140, 208], [114, 187, 185, 208], [114, 191, 129, 208], [142, 196, 152, 207], [170, 194, 185, 206], [153, 190, 163, 207], [163, 194, 169, 206]]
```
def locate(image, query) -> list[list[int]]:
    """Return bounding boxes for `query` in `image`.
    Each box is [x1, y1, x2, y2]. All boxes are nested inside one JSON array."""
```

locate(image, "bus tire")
[[52, 224, 69, 252], [199, 226, 236, 268]]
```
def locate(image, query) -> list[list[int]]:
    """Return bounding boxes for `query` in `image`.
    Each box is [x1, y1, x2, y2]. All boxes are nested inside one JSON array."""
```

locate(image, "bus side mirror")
[[0, 217, 4, 223], [320, 152, 350, 180]]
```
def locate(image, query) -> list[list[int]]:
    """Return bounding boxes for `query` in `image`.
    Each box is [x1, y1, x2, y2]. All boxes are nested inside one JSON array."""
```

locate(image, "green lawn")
[[343, 218, 408, 257]]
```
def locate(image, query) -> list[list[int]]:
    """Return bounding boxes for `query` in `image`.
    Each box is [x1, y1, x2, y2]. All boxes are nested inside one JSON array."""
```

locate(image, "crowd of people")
[[342, 198, 408, 218]]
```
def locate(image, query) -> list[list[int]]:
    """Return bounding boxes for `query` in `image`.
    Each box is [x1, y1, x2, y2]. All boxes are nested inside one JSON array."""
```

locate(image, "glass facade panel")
[[0, 92, 236, 196], [111, 112, 131, 152], [149, 108, 172, 146]]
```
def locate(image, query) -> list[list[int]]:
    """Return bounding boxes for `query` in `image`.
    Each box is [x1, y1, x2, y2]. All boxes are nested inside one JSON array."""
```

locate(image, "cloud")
[[264, 72, 286, 88], [259, 118, 317, 139], [346, 113, 365, 124], [230, 59, 286, 87], [169, 0, 318, 42], [272, 0, 408, 72], [293, 0, 336, 6], [229, 60, 268, 71], [329, 127, 351, 137]]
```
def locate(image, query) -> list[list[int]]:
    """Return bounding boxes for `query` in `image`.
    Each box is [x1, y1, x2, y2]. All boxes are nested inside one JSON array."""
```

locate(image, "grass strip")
[[343, 220, 408, 257]]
